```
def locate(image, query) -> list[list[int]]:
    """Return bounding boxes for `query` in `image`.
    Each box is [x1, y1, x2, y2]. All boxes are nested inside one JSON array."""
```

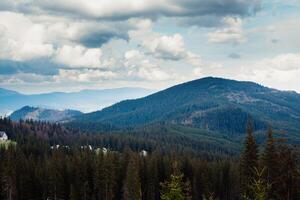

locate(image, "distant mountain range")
[[10, 106, 82, 122], [0, 87, 154, 116], [72, 77, 300, 139]]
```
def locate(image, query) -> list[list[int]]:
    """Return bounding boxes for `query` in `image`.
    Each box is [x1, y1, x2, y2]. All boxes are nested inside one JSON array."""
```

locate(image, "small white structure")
[[95, 147, 108, 155], [102, 147, 108, 155], [0, 131, 8, 141], [140, 150, 148, 157]]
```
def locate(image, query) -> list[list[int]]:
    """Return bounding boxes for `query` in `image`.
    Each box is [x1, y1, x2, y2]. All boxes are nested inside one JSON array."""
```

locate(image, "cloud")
[[54, 45, 103, 68], [143, 34, 185, 60], [124, 50, 172, 81], [0, 59, 59, 75], [0, 0, 269, 91], [1, 0, 261, 25], [252, 53, 300, 71], [237, 53, 300, 91], [207, 17, 246, 44], [78, 31, 128, 48], [0, 12, 54, 61], [142, 33, 203, 67], [0, 72, 54, 84], [54, 69, 117, 82]]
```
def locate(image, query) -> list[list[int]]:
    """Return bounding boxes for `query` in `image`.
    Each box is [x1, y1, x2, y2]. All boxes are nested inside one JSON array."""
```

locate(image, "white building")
[[140, 150, 148, 157], [0, 131, 8, 141]]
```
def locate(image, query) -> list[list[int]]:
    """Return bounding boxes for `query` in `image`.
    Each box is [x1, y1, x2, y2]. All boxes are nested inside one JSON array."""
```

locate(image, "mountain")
[[0, 87, 154, 116], [10, 106, 83, 122], [73, 77, 300, 137], [0, 88, 20, 97]]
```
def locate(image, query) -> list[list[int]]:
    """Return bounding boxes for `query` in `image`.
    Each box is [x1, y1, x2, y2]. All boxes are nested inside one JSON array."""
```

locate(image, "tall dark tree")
[[94, 153, 116, 200], [160, 161, 191, 200], [239, 121, 259, 198], [123, 153, 142, 200], [261, 127, 279, 199], [2, 146, 17, 200], [277, 145, 300, 200]]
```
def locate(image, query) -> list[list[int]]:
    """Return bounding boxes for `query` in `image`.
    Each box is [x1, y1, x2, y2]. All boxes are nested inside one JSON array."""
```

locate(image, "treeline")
[[240, 123, 300, 199], [0, 118, 299, 199]]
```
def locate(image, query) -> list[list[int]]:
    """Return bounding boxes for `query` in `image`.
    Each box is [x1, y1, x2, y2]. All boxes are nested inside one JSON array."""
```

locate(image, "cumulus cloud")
[[0, 59, 59, 76], [142, 33, 203, 67], [0, 0, 269, 90], [124, 50, 172, 81], [54, 69, 117, 82], [0, 0, 261, 25], [250, 53, 300, 71], [54, 45, 103, 68], [0, 72, 54, 84], [238, 53, 300, 91], [207, 17, 246, 45], [0, 12, 54, 61], [143, 34, 186, 60]]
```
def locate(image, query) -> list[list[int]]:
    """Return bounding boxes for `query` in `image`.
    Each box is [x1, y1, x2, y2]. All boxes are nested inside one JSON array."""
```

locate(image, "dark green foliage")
[[242, 168, 270, 200], [239, 121, 259, 198], [261, 128, 280, 199], [0, 118, 299, 200], [123, 153, 142, 200], [160, 162, 191, 200]]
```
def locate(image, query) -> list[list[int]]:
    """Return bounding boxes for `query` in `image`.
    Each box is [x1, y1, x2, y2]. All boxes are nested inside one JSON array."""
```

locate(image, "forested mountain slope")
[[10, 106, 82, 122], [74, 77, 300, 135]]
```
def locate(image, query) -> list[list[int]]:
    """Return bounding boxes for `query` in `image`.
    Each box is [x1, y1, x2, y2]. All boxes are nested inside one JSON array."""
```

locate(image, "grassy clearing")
[[0, 140, 17, 149]]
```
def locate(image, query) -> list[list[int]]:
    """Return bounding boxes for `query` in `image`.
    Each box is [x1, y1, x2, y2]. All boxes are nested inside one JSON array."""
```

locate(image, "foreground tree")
[[242, 168, 270, 200], [277, 145, 300, 199], [261, 128, 280, 199], [123, 153, 142, 200], [160, 162, 191, 200], [239, 121, 259, 199]]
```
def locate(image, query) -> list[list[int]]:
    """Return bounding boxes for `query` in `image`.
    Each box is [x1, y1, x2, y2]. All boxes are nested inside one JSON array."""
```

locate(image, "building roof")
[[0, 131, 7, 137]]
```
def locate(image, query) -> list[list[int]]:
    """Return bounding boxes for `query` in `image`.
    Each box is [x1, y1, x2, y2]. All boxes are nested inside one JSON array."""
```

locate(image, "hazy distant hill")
[[0, 87, 154, 116], [0, 88, 20, 97], [10, 106, 83, 122], [73, 77, 300, 136]]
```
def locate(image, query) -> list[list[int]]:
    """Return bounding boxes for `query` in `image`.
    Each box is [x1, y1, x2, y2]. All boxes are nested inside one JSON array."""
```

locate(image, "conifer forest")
[[0, 118, 299, 200]]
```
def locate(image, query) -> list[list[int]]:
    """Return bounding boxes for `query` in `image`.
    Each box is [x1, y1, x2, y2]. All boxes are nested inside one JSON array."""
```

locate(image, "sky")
[[0, 0, 300, 94]]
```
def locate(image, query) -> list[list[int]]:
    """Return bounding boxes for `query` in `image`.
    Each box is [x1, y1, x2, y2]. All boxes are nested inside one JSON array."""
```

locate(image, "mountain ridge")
[[0, 87, 154, 116], [72, 77, 300, 137], [10, 106, 83, 122]]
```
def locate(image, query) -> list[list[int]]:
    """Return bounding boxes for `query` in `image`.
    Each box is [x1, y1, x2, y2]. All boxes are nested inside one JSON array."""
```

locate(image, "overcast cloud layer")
[[0, 0, 300, 93]]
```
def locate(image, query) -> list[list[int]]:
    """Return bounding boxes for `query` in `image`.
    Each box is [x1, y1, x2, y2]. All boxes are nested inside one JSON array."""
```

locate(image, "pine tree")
[[277, 145, 300, 200], [94, 153, 116, 200], [161, 174, 185, 200], [146, 156, 159, 200], [160, 161, 191, 200], [242, 168, 270, 200], [2, 146, 17, 200], [123, 153, 142, 200], [261, 127, 279, 199], [240, 121, 259, 199]]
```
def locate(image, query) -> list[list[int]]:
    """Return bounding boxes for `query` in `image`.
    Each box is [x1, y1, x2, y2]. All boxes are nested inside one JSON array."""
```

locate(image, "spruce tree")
[[261, 127, 279, 199], [242, 168, 270, 200], [160, 161, 191, 200], [123, 153, 142, 200], [277, 145, 300, 199], [240, 121, 259, 198]]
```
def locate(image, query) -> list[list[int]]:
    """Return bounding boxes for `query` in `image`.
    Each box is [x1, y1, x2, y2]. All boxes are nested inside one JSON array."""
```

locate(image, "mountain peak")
[[10, 106, 83, 122], [74, 77, 300, 135]]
